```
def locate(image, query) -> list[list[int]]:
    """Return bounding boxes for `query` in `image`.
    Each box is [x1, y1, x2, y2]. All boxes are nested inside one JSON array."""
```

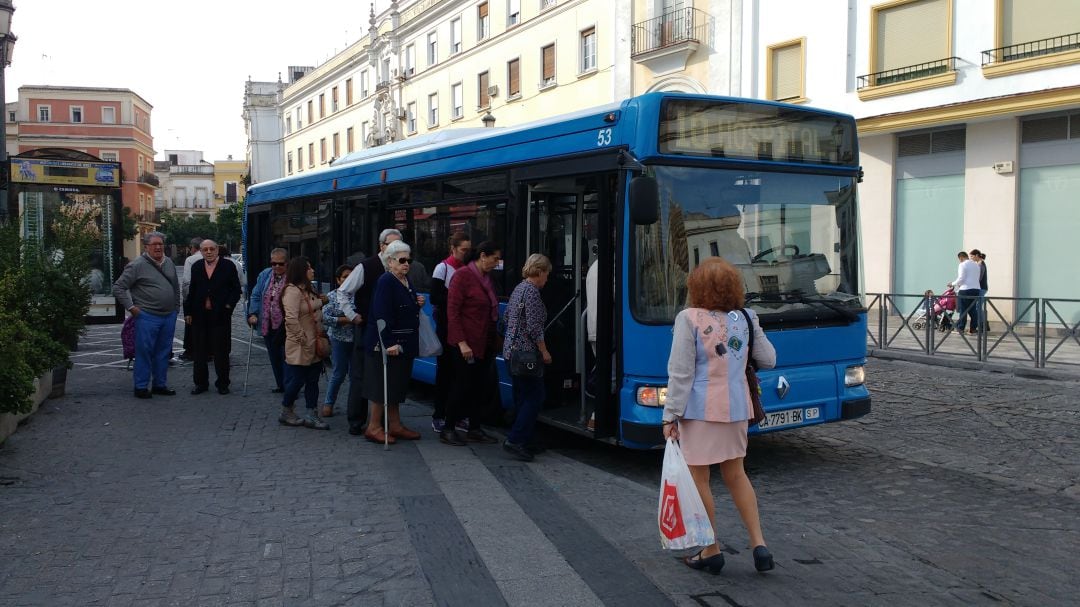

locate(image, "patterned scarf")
[[261, 272, 286, 336]]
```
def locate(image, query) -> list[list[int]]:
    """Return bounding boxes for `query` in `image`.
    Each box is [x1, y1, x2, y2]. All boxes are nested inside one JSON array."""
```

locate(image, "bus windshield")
[[632, 165, 861, 324]]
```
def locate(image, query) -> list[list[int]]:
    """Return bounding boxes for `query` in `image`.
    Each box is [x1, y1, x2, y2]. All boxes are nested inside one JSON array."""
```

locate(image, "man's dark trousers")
[[346, 323, 368, 432], [192, 318, 232, 389]]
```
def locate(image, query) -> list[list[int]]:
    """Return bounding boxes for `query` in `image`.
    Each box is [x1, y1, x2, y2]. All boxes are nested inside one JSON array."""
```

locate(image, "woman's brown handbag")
[[740, 309, 766, 426], [304, 294, 331, 361]]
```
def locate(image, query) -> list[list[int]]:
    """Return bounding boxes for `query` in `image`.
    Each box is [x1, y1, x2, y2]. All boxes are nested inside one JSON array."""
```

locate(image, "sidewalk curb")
[[868, 348, 1080, 381]]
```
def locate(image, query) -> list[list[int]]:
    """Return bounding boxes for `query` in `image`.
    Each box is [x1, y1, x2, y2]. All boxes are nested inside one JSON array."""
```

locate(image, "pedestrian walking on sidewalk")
[[280, 257, 330, 429], [179, 237, 204, 361], [361, 241, 423, 444], [502, 254, 553, 462], [971, 249, 989, 331], [429, 232, 471, 434], [184, 240, 242, 395], [662, 257, 777, 574], [948, 251, 982, 335], [112, 231, 181, 399], [442, 241, 503, 447], [321, 264, 354, 417], [248, 248, 290, 393]]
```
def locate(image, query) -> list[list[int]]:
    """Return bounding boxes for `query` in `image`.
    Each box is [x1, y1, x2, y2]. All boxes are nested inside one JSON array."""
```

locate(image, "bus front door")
[[525, 177, 602, 435]]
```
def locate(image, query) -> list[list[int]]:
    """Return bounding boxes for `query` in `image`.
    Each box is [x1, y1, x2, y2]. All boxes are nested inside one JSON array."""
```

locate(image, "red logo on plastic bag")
[[659, 481, 686, 540]]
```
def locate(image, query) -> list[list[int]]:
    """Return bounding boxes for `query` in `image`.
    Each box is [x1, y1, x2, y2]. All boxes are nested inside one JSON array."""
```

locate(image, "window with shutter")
[[508, 59, 521, 97], [541, 44, 556, 86], [874, 0, 948, 73], [478, 3, 489, 40], [767, 39, 804, 102], [478, 71, 490, 108], [1002, 0, 1079, 47]]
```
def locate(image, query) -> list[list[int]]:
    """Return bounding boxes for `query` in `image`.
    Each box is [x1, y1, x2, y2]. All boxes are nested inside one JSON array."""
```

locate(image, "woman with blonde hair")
[[662, 257, 776, 574], [501, 253, 553, 461]]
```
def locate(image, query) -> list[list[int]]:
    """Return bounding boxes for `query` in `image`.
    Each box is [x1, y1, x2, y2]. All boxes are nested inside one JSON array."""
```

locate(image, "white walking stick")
[[242, 324, 254, 397], [376, 319, 390, 451]]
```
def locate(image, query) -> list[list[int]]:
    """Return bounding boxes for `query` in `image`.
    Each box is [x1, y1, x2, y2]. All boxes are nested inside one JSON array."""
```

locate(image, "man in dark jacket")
[[338, 228, 401, 434], [113, 231, 182, 399], [184, 240, 242, 395]]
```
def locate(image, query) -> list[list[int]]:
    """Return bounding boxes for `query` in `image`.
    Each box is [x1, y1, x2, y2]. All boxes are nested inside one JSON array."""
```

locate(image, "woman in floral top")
[[321, 264, 354, 417], [501, 254, 553, 461]]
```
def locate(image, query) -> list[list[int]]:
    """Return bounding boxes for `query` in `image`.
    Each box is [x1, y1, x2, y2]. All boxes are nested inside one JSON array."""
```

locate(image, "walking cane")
[[242, 324, 254, 397], [376, 319, 390, 451]]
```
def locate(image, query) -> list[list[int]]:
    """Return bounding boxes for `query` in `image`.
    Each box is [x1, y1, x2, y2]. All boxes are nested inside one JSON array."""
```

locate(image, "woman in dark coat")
[[442, 241, 503, 446], [361, 240, 424, 444]]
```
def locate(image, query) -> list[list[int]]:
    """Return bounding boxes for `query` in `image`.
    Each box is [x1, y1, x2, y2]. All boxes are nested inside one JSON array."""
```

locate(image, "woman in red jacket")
[[442, 241, 503, 446]]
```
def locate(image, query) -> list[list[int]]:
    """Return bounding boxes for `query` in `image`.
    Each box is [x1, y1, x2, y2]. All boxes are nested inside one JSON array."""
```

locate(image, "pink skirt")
[[678, 419, 748, 465]]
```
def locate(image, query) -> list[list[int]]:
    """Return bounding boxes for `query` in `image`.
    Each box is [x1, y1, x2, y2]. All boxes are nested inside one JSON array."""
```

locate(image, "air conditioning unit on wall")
[[487, 85, 499, 97]]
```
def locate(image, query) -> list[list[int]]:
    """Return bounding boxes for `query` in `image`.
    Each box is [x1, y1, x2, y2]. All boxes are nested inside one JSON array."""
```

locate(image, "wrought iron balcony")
[[982, 31, 1080, 66], [857, 57, 958, 89], [631, 7, 713, 57], [169, 164, 214, 175]]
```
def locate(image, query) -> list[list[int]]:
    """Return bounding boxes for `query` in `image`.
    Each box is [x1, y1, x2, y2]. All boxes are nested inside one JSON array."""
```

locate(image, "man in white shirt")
[[947, 250, 982, 334], [179, 237, 204, 360]]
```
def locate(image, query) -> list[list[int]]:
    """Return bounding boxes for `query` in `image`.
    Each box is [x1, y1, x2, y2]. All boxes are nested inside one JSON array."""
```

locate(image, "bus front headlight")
[[845, 365, 865, 387], [636, 386, 668, 407]]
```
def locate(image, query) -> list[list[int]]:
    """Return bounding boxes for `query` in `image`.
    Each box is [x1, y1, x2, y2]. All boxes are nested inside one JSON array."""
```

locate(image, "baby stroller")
[[912, 287, 956, 332]]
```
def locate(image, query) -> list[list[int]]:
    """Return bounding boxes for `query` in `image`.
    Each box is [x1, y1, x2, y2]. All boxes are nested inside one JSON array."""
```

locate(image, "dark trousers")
[[346, 325, 368, 431], [263, 325, 285, 390], [192, 317, 232, 389], [432, 344, 454, 420], [445, 348, 491, 429], [283, 362, 322, 410], [956, 288, 981, 331], [508, 374, 545, 445]]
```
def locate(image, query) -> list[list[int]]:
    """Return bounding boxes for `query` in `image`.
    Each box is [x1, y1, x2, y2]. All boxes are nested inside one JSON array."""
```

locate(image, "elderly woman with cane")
[[362, 240, 424, 445], [662, 257, 777, 575]]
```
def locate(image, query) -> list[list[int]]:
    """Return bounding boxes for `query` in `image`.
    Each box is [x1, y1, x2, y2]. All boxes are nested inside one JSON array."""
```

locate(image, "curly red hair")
[[686, 257, 745, 312]]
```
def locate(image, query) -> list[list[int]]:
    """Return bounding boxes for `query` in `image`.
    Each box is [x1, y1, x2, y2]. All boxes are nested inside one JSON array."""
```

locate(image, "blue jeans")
[[263, 325, 285, 390], [508, 374, 545, 446], [323, 338, 352, 406], [283, 362, 322, 410], [956, 288, 981, 331], [133, 310, 178, 390]]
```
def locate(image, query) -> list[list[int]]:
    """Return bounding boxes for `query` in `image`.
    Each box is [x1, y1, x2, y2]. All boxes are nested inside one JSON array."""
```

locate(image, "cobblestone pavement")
[[1, 321, 1077, 606]]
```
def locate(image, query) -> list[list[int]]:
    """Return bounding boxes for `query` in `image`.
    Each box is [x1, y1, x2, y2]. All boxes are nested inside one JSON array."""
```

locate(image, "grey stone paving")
[[1, 321, 1078, 606]]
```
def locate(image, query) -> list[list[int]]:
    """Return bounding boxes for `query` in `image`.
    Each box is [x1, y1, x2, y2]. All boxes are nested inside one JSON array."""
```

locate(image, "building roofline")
[[17, 85, 154, 109]]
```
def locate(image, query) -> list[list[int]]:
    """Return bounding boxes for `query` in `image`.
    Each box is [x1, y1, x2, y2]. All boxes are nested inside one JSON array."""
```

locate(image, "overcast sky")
[[6, 0, 391, 161]]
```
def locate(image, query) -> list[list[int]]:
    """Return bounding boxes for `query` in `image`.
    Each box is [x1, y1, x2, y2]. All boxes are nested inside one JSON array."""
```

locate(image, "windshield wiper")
[[754, 292, 860, 322]]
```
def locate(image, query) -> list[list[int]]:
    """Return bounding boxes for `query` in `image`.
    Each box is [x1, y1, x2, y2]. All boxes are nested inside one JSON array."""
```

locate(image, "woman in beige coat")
[[280, 256, 329, 430]]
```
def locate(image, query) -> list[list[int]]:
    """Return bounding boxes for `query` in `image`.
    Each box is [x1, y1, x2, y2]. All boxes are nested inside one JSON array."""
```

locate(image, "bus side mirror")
[[629, 175, 659, 225]]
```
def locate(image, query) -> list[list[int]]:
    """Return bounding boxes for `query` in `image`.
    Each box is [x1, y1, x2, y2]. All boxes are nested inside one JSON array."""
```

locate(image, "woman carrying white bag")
[[661, 258, 777, 574]]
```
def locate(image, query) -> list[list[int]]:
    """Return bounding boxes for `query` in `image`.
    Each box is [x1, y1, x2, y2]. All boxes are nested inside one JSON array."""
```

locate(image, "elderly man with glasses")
[[112, 232, 182, 399], [248, 248, 290, 393]]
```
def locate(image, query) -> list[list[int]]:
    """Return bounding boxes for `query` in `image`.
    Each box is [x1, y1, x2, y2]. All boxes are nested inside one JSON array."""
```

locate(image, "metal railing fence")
[[866, 293, 1079, 369]]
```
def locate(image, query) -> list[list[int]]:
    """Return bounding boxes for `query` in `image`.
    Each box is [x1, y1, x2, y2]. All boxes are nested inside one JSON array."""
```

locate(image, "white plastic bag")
[[658, 438, 716, 550], [418, 311, 443, 357]]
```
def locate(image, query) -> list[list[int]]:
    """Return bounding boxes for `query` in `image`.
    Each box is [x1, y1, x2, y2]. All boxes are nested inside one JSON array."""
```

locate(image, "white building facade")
[[746, 0, 1080, 313], [242, 79, 285, 185], [154, 149, 217, 218]]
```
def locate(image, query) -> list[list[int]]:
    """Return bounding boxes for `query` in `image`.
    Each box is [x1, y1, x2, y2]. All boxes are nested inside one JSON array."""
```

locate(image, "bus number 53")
[[597, 128, 612, 147]]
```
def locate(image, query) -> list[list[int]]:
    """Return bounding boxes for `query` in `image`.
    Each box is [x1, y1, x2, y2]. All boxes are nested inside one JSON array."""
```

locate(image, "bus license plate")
[[758, 407, 804, 430]]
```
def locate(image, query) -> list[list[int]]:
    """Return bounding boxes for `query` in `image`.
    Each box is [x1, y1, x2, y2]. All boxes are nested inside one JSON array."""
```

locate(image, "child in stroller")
[[913, 288, 956, 331]]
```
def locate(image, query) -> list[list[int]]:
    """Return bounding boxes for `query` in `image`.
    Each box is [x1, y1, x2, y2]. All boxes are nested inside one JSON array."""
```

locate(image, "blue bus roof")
[[246, 92, 857, 207]]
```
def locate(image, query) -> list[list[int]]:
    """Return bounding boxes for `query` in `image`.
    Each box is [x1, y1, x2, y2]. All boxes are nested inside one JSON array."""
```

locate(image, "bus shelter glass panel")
[[893, 175, 964, 314], [632, 166, 860, 323]]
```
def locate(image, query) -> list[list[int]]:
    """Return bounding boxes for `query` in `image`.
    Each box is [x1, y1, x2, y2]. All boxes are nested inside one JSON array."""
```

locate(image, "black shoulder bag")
[[508, 293, 544, 378], [739, 309, 766, 426]]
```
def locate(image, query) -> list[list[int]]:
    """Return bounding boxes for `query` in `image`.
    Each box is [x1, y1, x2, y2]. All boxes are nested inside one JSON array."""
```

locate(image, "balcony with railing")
[[857, 57, 959, 100], [981, 31, 1080, 77], [631, 7, 713, 73], [169, 164, 214, 175]]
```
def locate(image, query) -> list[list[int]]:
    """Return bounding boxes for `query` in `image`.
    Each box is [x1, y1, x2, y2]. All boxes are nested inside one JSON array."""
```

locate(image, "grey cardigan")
[[113, 253, 181, 315]]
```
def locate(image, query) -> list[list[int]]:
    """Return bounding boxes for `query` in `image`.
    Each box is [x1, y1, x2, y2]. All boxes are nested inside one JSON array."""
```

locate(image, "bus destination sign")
[[658, 99, 856, 166]]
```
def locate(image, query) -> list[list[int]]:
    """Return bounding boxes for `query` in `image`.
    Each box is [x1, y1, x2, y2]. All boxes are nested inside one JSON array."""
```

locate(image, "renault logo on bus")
[[776, 376, 790, 399]]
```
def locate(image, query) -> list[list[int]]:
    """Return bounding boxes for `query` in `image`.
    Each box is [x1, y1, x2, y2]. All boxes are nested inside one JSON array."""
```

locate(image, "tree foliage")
[[159, 199, 244, 260]]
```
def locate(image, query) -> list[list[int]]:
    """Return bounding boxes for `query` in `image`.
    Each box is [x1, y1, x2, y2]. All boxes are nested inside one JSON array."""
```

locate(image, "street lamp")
[[482, 111, 495, 128], [0, 0, 16, 220]]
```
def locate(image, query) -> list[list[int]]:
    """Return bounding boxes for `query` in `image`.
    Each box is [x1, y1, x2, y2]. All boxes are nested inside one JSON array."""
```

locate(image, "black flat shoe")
[[753, 545, 774, 572], [683, 550, 724, 574], [191, 386, 208, 395], [502, 441, 534, 462], [134, 389, 152, 399], [151, 386, 176, 396]]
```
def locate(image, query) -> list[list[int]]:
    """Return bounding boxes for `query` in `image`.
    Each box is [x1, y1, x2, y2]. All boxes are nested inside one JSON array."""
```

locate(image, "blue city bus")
[[244, 92, 870, 449]]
